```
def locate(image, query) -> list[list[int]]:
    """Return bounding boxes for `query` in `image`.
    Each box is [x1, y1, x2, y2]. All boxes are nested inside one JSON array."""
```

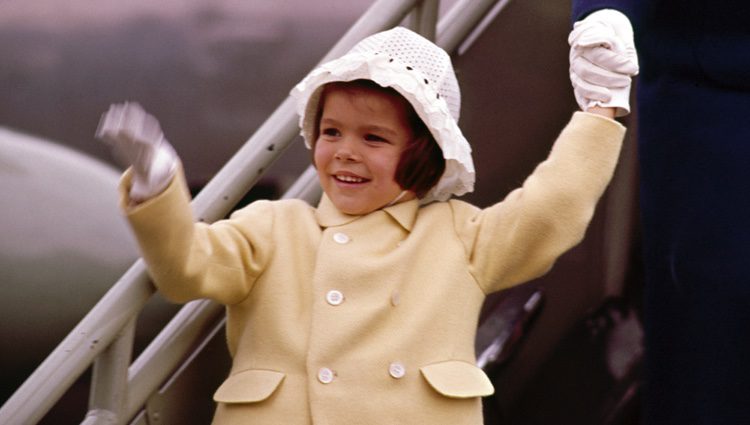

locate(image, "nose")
[[334, 138, 359, 162]]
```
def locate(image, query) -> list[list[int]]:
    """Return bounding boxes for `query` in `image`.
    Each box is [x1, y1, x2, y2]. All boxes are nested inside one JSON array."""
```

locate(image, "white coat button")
[[389, 362, 406, 379], [326, 290, 344, 306], [318, 367, 335, 384], [333, 232, 350, 244]]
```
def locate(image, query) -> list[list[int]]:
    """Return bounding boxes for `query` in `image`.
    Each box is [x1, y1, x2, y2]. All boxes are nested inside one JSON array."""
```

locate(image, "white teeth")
[[336, 175, 364, 183]]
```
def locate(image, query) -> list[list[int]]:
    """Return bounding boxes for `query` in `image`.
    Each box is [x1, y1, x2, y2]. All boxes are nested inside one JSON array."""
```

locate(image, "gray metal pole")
[[86, 317, 137, 424], [409, 0, 440, 41], [78, 318, 137, 425], [437, 0, 508, 53]]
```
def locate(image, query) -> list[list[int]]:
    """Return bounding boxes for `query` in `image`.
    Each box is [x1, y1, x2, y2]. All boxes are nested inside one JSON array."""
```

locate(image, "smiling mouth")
[[334, 174, 368, 183]]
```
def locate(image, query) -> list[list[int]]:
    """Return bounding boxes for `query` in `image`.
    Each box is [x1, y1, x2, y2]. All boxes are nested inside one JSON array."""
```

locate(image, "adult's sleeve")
[[572, 0, 634, 23]]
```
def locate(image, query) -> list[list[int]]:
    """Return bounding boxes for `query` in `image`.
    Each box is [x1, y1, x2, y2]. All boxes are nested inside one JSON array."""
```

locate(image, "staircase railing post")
[[409, 0, 440, 41], [82, 317, 136, 425]]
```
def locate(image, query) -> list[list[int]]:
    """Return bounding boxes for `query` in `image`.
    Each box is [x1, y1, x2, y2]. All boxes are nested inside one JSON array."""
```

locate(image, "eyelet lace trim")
[[291, 52, 475, 203]]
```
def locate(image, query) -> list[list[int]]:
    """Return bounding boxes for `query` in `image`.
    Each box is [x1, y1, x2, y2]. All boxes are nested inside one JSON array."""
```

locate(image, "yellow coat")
[[123, 112, 625, 424]]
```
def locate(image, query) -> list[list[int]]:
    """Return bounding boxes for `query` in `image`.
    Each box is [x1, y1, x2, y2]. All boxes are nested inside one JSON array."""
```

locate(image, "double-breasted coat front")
[[122, 112, 624, 424]]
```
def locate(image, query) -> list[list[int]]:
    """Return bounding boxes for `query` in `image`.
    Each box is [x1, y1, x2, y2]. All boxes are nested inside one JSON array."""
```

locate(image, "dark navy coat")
[[572, 1, 750, 424]]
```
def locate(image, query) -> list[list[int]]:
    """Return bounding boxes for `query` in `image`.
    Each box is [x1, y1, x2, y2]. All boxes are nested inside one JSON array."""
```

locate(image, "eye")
[[320, 127, 340, 137], [364, 133, 388, 143]]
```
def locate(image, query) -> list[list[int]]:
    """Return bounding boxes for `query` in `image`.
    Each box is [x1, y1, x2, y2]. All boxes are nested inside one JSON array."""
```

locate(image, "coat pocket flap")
[[213, 369, 285, 403], [420, 360, 494, 398]]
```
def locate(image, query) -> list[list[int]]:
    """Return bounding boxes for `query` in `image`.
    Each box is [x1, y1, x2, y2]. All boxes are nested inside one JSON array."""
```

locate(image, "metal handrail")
[[0, 0, 509, 423]]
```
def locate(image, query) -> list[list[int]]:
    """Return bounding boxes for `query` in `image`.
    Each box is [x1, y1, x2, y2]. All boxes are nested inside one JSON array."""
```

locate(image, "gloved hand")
[[568, 9, 639, 117], [96, 102, 178, 202]]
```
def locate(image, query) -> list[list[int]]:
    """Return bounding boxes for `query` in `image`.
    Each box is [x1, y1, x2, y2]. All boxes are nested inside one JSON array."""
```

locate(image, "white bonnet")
[[290, 27, 475, 203]]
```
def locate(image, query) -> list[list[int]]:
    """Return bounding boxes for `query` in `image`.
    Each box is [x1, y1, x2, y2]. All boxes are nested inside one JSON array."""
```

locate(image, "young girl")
[[97, 27, 632, 425]]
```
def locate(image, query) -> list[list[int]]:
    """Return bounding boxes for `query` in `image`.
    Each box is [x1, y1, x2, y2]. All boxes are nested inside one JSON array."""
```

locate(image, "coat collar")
[[315, 194, 419, 232]]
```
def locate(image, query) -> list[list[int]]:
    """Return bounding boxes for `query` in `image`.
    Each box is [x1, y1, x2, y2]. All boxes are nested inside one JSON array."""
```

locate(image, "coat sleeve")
[[572, 0, 634, 22], [120, 168, 274, 305], [454, 112, 625, 294]]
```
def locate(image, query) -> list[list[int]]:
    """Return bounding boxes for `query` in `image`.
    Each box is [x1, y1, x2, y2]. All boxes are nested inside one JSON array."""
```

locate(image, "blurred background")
[[0, 0, 644, 423]]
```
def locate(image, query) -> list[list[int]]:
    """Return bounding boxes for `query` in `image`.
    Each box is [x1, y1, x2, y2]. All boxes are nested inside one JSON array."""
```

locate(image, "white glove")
[[568, 9, 639, 116], [96, 102, 178, 202]]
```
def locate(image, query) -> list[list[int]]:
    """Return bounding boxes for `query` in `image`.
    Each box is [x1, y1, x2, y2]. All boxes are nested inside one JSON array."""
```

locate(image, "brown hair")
[[311, 79, 445, 198]]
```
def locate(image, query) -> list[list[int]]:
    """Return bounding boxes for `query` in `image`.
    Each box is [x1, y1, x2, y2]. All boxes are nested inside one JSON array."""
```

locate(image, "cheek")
[[373, 152, 402, 180], [312, 142, 327, 168]]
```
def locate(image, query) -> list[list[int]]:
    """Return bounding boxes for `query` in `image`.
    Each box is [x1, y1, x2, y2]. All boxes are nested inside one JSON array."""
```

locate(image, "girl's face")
[[314, 85, 417, 215]]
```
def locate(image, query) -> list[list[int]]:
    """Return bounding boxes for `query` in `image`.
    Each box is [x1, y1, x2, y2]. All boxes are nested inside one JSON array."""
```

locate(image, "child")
[[97, 27, 633, 425]]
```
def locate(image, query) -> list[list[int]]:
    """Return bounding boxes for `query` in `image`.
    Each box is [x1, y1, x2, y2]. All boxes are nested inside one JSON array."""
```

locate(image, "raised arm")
[[464, 12, 637, 292], [95, 103, 265, 305]]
